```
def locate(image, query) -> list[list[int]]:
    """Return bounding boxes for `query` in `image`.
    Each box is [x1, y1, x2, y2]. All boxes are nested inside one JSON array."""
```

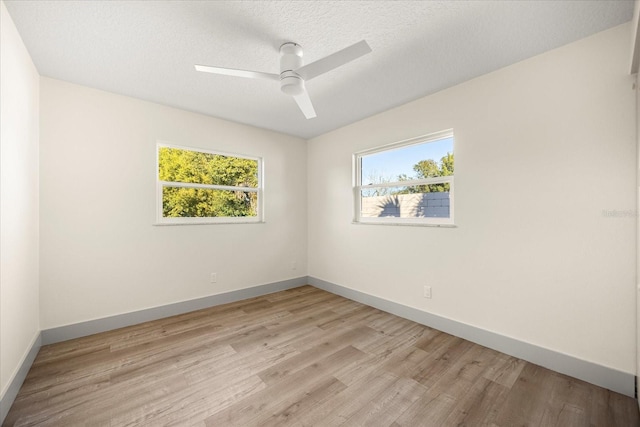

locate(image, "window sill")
[[153, 220, 265, 226], [352, 221, 457, 228]]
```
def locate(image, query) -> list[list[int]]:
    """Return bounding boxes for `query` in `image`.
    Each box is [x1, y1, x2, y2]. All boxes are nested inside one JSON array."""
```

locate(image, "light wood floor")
[[4, 285, 639, 426]]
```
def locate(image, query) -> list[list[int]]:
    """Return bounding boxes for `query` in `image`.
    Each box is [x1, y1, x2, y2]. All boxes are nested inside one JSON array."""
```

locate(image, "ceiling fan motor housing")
[[280, 43, 304, 96]]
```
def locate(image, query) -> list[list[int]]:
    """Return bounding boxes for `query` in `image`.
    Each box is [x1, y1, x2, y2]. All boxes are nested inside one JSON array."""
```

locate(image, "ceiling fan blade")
[[195, 64, 279, 81], [293, 90, 317, 119], [296, 40, 371, 81]]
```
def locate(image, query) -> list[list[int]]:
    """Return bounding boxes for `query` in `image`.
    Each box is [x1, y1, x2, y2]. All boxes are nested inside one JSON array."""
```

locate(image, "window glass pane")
[[361, 186, 451, 219], [162, 186, 257, 218], [361, 137, 453, 185], [158, 147, 258, 188]]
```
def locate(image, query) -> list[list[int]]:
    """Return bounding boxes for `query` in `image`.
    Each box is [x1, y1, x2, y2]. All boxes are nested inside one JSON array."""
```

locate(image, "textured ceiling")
[[4, 1, 634, 139]]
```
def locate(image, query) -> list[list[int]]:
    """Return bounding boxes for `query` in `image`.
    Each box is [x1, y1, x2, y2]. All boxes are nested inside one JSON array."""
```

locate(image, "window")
[[354, 130, 454, 226], [156, 143, 262, 224]]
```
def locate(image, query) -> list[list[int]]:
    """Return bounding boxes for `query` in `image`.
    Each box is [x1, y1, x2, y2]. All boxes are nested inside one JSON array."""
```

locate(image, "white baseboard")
[[308, 276, 635, 397], [1, 332, 41, 424]]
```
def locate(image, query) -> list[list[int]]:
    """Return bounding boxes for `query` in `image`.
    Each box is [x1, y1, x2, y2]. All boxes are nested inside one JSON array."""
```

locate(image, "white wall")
[[0, 1, 40, 400], [39, 78, 307, 329], [308, 23, 637, 374], [636, 54, 640, 408]]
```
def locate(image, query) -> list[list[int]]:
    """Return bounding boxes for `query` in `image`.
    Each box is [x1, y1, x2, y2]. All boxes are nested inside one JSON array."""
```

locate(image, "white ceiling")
[[4, 0, 634, 139]]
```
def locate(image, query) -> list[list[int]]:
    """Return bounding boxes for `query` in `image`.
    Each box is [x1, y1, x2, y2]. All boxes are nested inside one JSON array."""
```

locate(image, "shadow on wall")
[[378, 195, 414, 217], [362, 193, 450, 218]]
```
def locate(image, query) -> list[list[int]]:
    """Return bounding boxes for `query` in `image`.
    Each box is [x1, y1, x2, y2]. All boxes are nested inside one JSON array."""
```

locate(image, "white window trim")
[[155, 142, 264, 225], [353, 130, 455, 227]]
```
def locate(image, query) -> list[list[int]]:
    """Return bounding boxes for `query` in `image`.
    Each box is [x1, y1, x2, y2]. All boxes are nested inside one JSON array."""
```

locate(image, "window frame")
[[353, 130, 455, 226], [156, 142, 264, 225]]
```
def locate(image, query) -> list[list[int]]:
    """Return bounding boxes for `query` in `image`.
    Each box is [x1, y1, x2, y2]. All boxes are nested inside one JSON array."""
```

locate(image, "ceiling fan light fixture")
[[280, 72, 304, 96]]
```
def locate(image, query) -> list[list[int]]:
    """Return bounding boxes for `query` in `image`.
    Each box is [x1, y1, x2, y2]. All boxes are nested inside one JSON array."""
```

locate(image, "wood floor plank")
[[441, 377, 510, 426], [203, 346, 364, 426], [493, 363, 560, 426], [295, 371, 401, 426], [344, 376, 427, 425], [427, 343, 503, 399], [257, 325, 379, 386], [395, 390, 459, 426], [250, 376, 346, 426], [482, 352, 527, 388], [116, 374, 266, 427], [181, 345, 297, 387], [409, 337, 476, 389], [606, 391, 640, 427], [4, 286, 638, 427]]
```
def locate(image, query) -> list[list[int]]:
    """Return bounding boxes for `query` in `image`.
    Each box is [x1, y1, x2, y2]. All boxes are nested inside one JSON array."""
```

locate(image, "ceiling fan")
[[195, 40, 372, 119]]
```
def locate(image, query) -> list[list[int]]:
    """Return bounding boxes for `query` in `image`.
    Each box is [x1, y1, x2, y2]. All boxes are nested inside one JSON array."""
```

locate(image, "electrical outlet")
[[423, 285, 432, 299], [210, 273, 217, 283], [291, 261, 297, 270]]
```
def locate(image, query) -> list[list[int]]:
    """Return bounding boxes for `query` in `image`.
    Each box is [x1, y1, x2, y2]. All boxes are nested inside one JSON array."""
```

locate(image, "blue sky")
[[361, 137, 453, 184]]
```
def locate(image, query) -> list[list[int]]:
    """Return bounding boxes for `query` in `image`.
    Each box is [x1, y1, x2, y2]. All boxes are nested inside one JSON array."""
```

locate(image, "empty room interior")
[[3, 0, 640, 425]]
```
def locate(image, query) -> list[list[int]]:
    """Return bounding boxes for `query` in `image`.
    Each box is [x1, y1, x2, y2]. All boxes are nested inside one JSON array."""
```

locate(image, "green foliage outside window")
[[159, 147, 258, 218], [396, 153, 454, 193]]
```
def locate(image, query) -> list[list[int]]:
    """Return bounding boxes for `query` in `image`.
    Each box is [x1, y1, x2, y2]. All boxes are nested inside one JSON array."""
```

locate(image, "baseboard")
[[308, 276, 635, 397], [42, 277, 307, 345], [1, 332, 41, 424]]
